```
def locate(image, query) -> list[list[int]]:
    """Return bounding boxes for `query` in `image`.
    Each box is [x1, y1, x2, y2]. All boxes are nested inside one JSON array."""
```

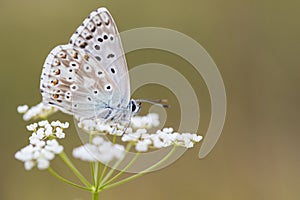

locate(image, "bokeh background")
[[1, 0, 300, 199]]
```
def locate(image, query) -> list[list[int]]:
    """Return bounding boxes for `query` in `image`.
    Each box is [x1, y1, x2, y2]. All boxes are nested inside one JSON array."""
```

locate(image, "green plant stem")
[[98, 162, 108, 185], [92, 191, 99, 200], [102, 146, 177, 190], [48, 167, 90, 191], [94, 162, 99, 188], [59, 152, 91, 188], [101, 151, 140, 188], [90, 162, 95, 185]]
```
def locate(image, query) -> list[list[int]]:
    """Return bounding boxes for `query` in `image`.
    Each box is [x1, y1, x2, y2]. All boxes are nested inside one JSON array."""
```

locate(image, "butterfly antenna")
[[136, 99, 170, 108]]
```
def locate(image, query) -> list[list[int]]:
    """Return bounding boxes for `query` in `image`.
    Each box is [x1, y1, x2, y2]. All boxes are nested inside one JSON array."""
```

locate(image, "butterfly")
[[40, 7, 141, 125]]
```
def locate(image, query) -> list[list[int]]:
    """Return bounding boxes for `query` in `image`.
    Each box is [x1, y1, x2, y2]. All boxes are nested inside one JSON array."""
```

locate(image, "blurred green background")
[[1, 0, 300, 199]]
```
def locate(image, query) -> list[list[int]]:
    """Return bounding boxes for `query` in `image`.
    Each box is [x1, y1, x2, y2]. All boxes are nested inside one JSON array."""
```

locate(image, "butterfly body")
[[40, 8, 140, 123]]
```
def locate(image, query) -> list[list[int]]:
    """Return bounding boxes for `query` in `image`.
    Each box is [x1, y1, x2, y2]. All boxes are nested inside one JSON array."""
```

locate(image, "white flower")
[[61, 122, 69, 129], [45, 124, 53, 136], [19, 102, 58, 121], [15, 139, 63, 170], [73, 136, 125, 163], [26, 123, 38, 131], [26, 120, 68, 143], [120, 125, 202, 151], [17, 105, 29, 114], [75, 112, 202, 153], [135, 139, 152, 152], [131, 113, 160, 129], [45, 139, 64, 154], [55, 127, 65, 139]]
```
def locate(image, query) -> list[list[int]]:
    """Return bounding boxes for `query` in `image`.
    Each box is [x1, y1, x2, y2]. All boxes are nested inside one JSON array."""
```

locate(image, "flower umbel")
[[15, 105, 202, 199], [73, 136, 125, 163], [15, 120, 68, 170]]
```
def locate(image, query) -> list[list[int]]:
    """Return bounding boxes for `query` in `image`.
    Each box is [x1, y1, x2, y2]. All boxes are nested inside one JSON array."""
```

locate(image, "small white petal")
[[61, 122, 69, 129], [192, 134, 202, 142], [136, 141, 149, 152], [51, 121, 60, 127], [15, 145, 34, 161], [37, 158, 50, 170], [24, 161, 35, 170], [73, 144, 98, 162], [152, 138, 165, 148], [33, 150, 41, 159], [38, 120, 49, 127], [43, 124, 52, 136], [41, 149, 55, 160], [17, 105, 29, 113], [55, 127, 65, 138], [26, 123, 38, 131]]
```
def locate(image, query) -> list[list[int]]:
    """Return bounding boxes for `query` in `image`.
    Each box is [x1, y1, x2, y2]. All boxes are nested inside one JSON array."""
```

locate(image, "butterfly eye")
[[104, 84, 112, 92], [130, 100, 141, 114]]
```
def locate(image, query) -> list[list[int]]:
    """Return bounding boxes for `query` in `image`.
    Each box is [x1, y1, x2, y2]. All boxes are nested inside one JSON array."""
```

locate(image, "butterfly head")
[[129, 99, 141, 116]]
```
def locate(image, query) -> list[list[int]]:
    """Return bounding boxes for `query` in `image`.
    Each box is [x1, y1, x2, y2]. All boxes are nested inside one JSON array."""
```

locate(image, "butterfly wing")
[[40, 45, 124, 121], [69, 7, 130, 108]]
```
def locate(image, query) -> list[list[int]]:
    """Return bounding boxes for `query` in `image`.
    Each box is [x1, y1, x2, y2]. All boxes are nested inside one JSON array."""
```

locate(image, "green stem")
[[98, 162, 108, 186], [103, 146, 177, 190], [90, 162, 95, 185], [92, 191, 99, 200], [101, 151, 140, 188], [59, 152, 91, 188], [48, 167, 91, 191], [94, 162, 99, 188]]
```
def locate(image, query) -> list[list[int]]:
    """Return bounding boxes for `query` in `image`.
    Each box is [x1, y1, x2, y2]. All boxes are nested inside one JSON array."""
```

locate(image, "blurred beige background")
[[1, 0, 300, 199]]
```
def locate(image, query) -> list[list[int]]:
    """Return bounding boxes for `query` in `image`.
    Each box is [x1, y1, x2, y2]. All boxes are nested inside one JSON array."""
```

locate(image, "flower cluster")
[[78, 113, 160, 135], [16, 106, 202, 168], [15, 120, 68, 170], [75, 113, 202, 154], [73, 136, 125, 163], [122, 127, 202, 152], [17, 103, 58, 121]]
